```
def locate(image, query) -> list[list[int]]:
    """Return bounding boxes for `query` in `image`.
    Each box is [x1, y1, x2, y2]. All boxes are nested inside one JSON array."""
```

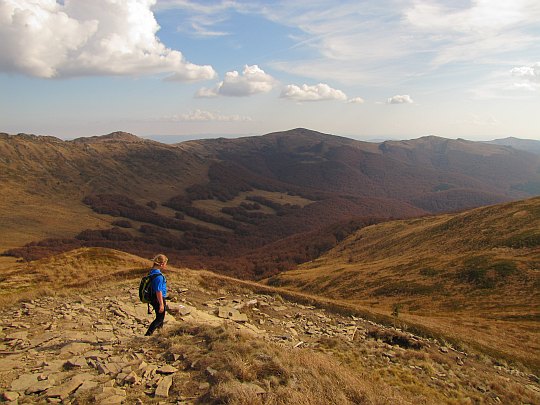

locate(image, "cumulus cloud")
[[159, 109, 252, 122], [0, 0, 216, 80], [387, 94, 414, 104], [280, 83, 347, 102], [347, 97, 365, 104], [511, 62, 540, 90], [195, 65, 275, 97]]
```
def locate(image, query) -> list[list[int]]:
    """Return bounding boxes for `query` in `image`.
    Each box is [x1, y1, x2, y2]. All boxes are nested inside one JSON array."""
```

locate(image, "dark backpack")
[[139, 273, 161, 303]]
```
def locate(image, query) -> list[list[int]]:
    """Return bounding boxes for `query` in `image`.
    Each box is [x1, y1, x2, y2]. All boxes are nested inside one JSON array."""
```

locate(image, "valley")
[[0, 129, 539, 403], [267, 197, 540, 370]]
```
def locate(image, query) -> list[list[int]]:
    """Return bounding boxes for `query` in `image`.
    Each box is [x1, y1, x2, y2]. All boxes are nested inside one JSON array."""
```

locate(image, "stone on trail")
[[10, 373, 39, 392], [60, 342, 92, 355], [217, 307, 248, 322], [45, 375, 86, 400], [155, 375, 173, 398], [77, 380, 99, 392], [0, 357, 22, 371], [157, 365, 178, 374], [2, 391, 19, 402], [6, 331, 28, 340], [25, 378, 54, 395], [65, 356, 88, 369], [123, 371, 140, 385], [242, 382, 266, 395], [95, 386, 127, 404]]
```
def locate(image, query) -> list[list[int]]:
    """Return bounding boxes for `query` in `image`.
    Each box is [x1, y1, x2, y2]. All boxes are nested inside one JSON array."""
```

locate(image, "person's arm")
[[156, 290, 164, 313]]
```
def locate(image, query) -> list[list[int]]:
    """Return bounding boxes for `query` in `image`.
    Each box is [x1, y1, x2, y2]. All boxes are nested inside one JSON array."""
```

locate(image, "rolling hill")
[[1, 129, 539, 278], [266, 197, 540, 369]]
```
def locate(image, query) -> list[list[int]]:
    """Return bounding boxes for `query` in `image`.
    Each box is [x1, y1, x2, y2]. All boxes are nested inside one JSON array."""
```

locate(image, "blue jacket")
[[149, 269, 167, 299]]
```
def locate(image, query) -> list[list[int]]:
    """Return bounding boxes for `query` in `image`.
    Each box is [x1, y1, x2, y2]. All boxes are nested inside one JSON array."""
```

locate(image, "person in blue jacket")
[[145, 254, 168, 336]]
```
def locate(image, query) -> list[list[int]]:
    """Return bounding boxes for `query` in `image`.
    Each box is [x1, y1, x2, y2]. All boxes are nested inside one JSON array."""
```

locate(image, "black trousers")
[[145, 298, 166, 336]]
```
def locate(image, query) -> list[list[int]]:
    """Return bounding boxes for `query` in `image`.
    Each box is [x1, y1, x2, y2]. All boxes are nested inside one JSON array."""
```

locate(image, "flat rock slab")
[[2, 391, 19, 402], [25, 379, 54, 395], [11, 373, 39, 391], [157, 365, 178, 374], [0, 356, 23, 371], [65, 356, 88, 368], [98, 394, 126, 404], [60, 342, 92, 355], [95, 387, 126, 403], [45, 375, 87, 400], [6, 331, 28, 340], [155, 375, 173, 398]]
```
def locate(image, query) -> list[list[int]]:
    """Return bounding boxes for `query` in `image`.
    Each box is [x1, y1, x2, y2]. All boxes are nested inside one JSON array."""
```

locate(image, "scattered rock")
[[206, 367, 218, 378], [2, 391, 19, 402], [217, 307, 248, 322], [124, 371, 140, 385], [242, 382, 266, 395], [25, 379, 54, 395], [198, 382, 211, 390], [11, 373, 39, 391], [157, 365, 178, 374], [95, 386, 126, 404], [6, 331, 28, 340], [46, 376, 85, 400], [155, 375, 173, 398]]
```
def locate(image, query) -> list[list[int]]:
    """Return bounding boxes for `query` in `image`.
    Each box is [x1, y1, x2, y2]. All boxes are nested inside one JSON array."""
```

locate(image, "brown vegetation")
[[267, 197, 540, 370]]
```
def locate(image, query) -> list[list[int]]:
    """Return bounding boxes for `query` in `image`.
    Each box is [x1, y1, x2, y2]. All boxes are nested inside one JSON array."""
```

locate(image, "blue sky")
[[0, 0, 539, 141]]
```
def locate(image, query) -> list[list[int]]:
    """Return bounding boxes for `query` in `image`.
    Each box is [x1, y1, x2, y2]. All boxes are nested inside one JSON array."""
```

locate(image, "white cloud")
[[195, 65, 275, 97], [511, 62, 540, 90], [195, 86, 219, 98], [387, 95, 414, 104], [159, 109, 252, 122], [455, 114, 499, 126], [404, 1, 540, 67], [347, 97, 365, 104], [154, 1, 540, 89], [0, 0, 216, 80], [280, 83, 347, 102]]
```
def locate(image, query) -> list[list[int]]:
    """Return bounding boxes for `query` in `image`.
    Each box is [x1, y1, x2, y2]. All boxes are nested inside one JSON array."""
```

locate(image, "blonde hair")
[[153, 254, 168, 266]]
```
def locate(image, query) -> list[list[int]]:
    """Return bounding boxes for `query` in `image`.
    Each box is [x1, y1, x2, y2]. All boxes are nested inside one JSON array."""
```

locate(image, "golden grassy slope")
[[2, 247, 537, 403], [267, 197, 540, 369], [0, 133, 209, 251]]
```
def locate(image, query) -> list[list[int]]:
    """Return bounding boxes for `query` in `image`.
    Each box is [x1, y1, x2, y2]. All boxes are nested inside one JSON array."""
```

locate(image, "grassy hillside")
[[1, 247, 538, 404], [2, 129, 539, 279], [267, 197, 540, 369]]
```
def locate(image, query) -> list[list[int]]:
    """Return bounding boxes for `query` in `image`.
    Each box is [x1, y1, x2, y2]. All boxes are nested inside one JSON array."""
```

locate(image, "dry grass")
[[1, 247, 537, 404], [0, 190, 112, 251], [268, 197, 540, 371], [154, 322, 403, 405], [0, 247, 148, 307]]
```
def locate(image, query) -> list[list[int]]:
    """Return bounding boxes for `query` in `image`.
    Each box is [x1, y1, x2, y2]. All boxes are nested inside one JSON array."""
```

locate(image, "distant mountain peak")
[[72, 131, 143, 143], [486, 137, 540, 155]]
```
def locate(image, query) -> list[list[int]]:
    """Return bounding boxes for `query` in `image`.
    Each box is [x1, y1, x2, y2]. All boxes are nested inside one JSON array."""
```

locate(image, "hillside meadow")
[[266, 197, 540, 371]]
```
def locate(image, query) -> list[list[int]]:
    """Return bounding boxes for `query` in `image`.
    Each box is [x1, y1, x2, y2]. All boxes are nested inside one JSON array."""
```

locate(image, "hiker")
[[145, 254, 168, 336]]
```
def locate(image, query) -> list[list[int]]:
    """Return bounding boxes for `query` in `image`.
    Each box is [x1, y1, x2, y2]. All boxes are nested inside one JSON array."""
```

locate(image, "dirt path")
[[1, 277, 539, 404]]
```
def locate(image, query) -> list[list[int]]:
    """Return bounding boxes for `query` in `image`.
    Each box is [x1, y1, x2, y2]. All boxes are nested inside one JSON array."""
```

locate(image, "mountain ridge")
[[1, 128, 539, 278]]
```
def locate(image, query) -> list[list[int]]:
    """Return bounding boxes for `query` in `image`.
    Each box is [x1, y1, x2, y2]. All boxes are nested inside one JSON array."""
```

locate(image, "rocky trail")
[[1, 274, 539, 404]]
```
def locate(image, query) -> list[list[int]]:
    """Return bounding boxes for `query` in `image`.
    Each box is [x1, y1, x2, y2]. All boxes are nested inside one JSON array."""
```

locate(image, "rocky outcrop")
[[1, 281, 538, 404]]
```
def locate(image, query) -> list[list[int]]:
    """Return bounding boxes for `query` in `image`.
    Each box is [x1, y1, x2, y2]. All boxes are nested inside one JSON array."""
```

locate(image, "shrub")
[[111, 219, 132, 228]]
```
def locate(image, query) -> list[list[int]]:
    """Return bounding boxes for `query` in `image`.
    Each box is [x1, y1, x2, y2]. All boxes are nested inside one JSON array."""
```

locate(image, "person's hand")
[[159, 304, 165, 313]]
